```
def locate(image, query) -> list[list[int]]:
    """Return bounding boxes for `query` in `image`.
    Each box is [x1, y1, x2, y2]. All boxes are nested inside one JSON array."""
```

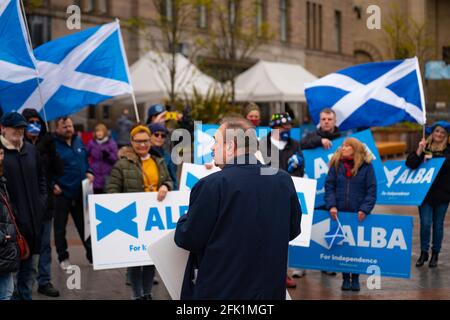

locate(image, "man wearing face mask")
[[21, 109, 63, 297], [260, 113, 304, 177]]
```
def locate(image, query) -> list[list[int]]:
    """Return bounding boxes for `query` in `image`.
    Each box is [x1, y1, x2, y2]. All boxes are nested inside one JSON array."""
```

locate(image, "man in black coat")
[[300, 108, 341, 150], [259, 112, 304, 177], [22, 109, 63, 297], [0, 112, 47, 300], [175, 117, 301, 300]]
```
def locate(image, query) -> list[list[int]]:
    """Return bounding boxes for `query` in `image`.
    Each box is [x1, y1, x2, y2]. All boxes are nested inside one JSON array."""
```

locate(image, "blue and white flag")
[[2, 20, 133, 120], [0, 0, 37, 106], [305, 57, 426, 131]]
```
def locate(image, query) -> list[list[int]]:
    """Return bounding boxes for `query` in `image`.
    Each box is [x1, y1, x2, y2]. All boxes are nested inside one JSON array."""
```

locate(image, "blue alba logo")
[[95, 202, 139, 241], [95, 202, 189, 241]]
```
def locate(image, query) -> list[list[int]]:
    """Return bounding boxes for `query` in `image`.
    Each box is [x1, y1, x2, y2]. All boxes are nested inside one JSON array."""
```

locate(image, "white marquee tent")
[[115, 50, 221, 104], [235, 60, 318, 102]]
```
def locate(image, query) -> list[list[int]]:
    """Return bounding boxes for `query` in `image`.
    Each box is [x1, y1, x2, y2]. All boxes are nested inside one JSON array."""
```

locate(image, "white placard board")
[[82, 179, 93, 241], [88, 191, 190, 270]]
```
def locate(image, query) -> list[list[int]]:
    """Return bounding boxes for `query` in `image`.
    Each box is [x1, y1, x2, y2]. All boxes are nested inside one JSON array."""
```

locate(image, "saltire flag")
[[305, 57, 426, 131], [0, 0, 38, 109], [1, 20, 133, 120]]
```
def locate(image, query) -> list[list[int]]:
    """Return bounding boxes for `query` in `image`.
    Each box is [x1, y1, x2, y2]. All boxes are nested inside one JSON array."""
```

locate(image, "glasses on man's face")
[[153, 133, 167, 139], [132, 139, 151, 146]]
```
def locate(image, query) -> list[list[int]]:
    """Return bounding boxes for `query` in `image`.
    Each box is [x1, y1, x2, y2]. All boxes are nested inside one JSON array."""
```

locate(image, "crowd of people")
[[0, 101, 449, 300]]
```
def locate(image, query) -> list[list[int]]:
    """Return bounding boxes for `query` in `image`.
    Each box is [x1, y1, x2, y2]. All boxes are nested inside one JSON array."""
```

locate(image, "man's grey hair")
[[220, 117, 259, 154]]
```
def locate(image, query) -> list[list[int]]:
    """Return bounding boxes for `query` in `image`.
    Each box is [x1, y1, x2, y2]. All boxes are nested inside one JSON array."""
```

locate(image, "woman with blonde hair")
[[325, 137, 377, 292], [406, 121, 450, 268], [106, 124, 173, 300], [86, 123, 118, 194]]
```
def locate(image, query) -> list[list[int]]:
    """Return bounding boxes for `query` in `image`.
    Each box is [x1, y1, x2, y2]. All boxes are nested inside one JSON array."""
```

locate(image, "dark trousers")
[[128, 265, 155, 299], [54, 193, 92, 263], [37, 219, 53, 286]]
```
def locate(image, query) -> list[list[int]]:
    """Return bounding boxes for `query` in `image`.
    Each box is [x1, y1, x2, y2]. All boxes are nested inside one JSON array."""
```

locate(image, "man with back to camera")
[[175, 117, 302, 299]]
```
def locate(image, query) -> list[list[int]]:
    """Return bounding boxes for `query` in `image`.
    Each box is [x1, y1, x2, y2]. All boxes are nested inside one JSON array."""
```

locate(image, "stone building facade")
[[24, 0, 449, 129]]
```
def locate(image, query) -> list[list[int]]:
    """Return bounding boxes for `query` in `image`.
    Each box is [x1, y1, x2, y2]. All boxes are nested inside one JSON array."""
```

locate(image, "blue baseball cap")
[[0, 112, 28, 128], [148, 123, 169, 135], [147, 104, 166, 118], [425, 121, 450, 135]]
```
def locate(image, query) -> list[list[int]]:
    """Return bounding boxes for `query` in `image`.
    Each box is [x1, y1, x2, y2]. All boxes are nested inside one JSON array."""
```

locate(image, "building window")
[[335, 10, 342, 53], [102, 105, 110, 119], [306, 1, 322, 50], [443, 47, 450, 64], [354, 50, 373, 64], [84, 0, 95, 13], [162, 0, 173, 21], [98, 0, 109, 15], [88, 105, 96, 119], [255, 0, 266, 37], [27, 15, 51, 48], [280, 0, 288, 42], [197, 4, 208, 29], [228, 0, 236, 26]]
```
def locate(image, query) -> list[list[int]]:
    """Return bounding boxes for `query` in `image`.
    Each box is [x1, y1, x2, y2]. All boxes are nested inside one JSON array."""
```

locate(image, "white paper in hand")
[[147, 230, 189, 300]]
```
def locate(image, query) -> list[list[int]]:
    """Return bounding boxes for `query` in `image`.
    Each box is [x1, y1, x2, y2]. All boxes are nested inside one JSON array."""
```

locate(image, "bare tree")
[[202, 0, 272, 104], [384, 4, 435, 69], [126, 0, 204, 106]]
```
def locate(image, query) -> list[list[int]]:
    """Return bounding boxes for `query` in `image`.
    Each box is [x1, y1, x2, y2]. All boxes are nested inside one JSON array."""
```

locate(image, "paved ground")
[[33, 204, 450, 300]]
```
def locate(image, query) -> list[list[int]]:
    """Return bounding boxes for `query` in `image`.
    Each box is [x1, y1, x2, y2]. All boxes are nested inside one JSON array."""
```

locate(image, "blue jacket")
[[54, 134, 91, 199], [152, 146, 178, 190], [175, 154, 301, 300], [325, 161, 377, 214]]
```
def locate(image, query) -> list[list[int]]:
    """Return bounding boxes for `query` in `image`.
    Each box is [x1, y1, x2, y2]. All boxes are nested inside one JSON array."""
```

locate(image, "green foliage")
[[24, 0, 44, 10], [383, 4, 434, 64], [180, 87, 240, 123], [124, 17, 146, 32]]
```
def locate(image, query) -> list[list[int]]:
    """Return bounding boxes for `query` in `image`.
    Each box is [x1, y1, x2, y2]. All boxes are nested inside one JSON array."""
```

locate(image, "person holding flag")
[[305, 57, 426, 131], [325, 138, 377, 291], [406, 121, 450, 268]]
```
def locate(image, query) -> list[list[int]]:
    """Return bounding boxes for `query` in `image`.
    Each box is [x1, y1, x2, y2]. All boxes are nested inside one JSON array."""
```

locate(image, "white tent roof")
[[116, 51, 221, 104], [235, 60, 318, 102]]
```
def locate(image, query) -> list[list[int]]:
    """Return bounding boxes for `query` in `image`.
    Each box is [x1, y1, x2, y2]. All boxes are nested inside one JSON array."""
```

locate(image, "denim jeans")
[[12, 254, 39, 300], [128, 265, 155, 299], [37, 219, 53, 287], [419, 202, 449, 253], [0, 273, 14, 300]]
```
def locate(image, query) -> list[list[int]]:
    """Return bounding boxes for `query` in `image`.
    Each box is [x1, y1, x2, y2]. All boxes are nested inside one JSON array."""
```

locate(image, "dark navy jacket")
[[325, 161, 377, 214], [406, 145, 450, 206], [53, 134, 91, 199], [175, 155, 301, 300], [1, 141, 47, 254]]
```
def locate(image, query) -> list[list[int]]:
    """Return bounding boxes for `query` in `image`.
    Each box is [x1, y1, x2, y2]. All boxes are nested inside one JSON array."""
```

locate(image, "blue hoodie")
[[54, 134, 91, 199]]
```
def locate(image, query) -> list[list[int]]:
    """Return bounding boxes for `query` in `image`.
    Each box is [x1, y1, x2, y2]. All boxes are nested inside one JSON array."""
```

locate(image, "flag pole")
[[415, 56, 427, 140], [116, 18, 140, 123], [19, 0, 49, 131]]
